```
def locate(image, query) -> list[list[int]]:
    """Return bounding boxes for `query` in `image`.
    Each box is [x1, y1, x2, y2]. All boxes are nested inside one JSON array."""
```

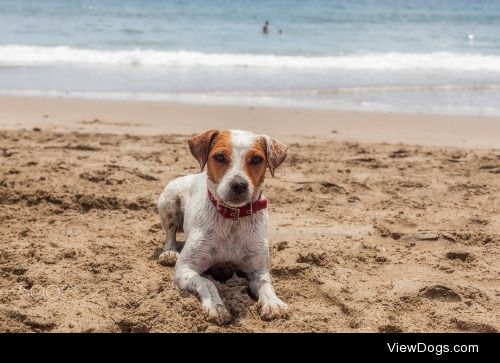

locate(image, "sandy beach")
[[0, 96, 499, 332], [1, 96, 500, 149]]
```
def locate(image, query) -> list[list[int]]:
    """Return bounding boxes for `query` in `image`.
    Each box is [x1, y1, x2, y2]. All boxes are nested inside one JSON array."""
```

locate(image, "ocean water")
[[1, 0, 500, 115]]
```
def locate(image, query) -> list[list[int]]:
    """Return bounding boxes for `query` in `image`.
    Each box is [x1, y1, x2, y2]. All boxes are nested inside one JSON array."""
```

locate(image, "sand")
[[0, 96, 499, 332], [1, 95, 500, 148]]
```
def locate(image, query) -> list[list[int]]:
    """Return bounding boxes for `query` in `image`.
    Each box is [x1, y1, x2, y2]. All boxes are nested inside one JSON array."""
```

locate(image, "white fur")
[[157, 130, 288, 324]]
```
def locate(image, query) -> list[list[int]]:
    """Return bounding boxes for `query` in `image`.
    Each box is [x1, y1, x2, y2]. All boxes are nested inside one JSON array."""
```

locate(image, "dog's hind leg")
[[157, 192, 183, 266]]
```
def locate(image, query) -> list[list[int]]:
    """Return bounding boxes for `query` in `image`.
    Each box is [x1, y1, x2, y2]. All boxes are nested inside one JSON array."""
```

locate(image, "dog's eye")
[[250, 155, 263, 165], [213, 153, 227, 163]]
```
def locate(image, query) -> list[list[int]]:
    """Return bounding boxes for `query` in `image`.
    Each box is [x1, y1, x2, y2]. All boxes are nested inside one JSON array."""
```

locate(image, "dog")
[[157, 129, 289, 324]]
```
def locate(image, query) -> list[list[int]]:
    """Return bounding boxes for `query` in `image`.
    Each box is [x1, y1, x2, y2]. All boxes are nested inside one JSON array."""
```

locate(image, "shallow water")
[[1, 0, 500, 115]]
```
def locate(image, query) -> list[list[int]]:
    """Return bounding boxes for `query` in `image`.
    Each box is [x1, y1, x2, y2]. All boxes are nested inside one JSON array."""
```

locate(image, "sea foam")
[[1, 45, 500, 71]]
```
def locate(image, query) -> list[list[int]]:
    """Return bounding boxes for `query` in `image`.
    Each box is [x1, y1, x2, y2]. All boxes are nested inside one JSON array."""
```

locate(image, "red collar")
[[208, 190, 267, 220]]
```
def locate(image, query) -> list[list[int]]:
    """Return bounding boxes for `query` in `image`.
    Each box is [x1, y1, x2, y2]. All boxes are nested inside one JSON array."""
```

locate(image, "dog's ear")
[[264, 135, 287, 177], [188, 130, 219, 171]]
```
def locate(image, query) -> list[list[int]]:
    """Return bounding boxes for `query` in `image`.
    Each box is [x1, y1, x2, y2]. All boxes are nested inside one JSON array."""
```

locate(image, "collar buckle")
[[230, 209, 240, 221], [216, 200, 240, 221]]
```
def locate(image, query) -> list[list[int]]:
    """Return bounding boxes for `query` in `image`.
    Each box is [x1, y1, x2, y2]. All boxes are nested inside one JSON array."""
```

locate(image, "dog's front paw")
[[259, 298, 289, 321], [158, 250, 178, 267], [204, 304, 232, 326]]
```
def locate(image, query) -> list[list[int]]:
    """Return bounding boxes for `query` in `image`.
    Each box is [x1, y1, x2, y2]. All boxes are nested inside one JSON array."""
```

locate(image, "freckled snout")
[[221, 174, 251, 206], [230, 179, 248, 195]]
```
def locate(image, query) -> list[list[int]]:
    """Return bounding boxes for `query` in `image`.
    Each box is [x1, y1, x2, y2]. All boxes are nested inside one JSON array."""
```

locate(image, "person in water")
[[262, 20, 269, 34]]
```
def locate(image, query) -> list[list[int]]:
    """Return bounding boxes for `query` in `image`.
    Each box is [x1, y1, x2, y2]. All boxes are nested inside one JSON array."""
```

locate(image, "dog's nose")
[[230, 180, 249, 194]]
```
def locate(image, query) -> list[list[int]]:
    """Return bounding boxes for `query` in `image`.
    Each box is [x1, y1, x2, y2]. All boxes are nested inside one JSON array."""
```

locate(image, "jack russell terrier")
[[157, 129, 289, 325]]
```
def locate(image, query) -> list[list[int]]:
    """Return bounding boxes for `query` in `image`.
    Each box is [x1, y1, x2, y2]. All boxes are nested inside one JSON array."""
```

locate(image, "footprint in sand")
[[297, 251, 327, 267], [451, 318, 497, 333], [419, 285, 462, 302], [445, 251, 474, 262]]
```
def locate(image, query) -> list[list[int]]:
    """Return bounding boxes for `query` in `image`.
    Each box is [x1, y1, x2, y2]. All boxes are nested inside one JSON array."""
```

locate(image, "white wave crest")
[[1, 45, 500, 71]]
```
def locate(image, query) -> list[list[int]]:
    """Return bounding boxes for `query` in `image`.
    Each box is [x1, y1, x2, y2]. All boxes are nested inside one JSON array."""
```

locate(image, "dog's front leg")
[[248, 270, 289, 320], [174, 263, 231, 325]]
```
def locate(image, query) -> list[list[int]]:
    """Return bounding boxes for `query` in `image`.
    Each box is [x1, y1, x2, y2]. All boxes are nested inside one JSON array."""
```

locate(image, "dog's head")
[[188, 129, 287, 207]]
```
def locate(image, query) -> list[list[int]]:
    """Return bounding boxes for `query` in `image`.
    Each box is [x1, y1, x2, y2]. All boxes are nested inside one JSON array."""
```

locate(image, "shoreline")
[[0, 95, 499, 149]]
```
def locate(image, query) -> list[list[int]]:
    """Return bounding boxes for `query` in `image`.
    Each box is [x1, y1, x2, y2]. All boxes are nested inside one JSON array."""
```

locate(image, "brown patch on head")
[[243, 137, 268, 190], [206, 131, 232, 184]]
